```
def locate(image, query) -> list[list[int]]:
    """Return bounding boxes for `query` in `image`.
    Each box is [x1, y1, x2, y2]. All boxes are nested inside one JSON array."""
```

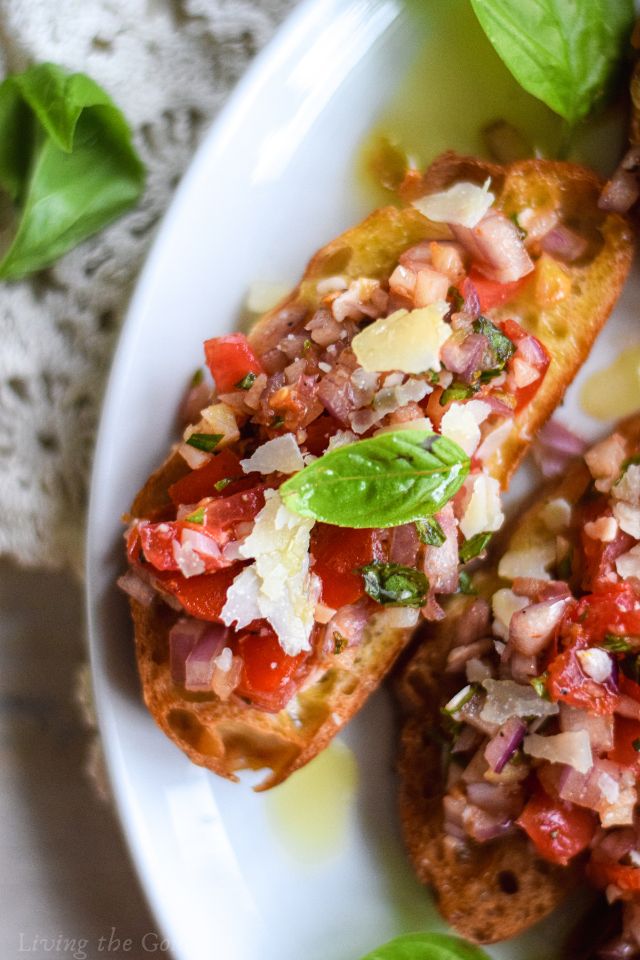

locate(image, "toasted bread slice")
[[396, 416, 640, 943], [128, 154, 633, 789]]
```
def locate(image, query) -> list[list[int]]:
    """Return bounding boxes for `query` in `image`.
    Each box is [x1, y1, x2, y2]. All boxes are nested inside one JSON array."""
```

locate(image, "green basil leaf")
[[214, 477, 238, 492], [469, 0, 634, 126], [415, 517, 446, 547], [530, 672, 550, 700], [601, 634, 634, 653], [185, 506, 205, 525], [458, 571, 477, 595], [360, 562, 428, 607], [472, 317, 515, 367], [440, 382, 478, 406], [186, 433, 223, 453], [459, 531, 493, 563], [359, 933, 490, 960], [280, 429, 470, 528], [0, 62, 144, 279], [236, 372, 257, 390]]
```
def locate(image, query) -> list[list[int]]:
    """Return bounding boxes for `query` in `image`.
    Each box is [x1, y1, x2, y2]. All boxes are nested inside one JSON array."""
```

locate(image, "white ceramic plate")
[[86, 1, 640, 959]]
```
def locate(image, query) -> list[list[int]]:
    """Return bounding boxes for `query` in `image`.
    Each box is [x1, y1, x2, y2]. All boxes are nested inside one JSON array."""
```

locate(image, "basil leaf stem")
[[280, 429, 470, 528]]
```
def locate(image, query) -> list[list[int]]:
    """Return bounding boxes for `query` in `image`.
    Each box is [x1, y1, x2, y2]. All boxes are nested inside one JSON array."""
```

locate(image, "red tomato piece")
[[608, 716, 640, 772], [304, 414, 341, 456], [588, 859, 640, 893], [311, 525, 385, 609], [233, 624, 313, 713], [575, 583, 640, 643], [517, 788, 597, 866], [202, 486, 265, 542], [468, 268, 530, 312], [168, 448, 255, 506], [204, 333, 263, 394], [547, 647, 619, 715], [154, 565, 240, 622], [138, 521, 181, 570]]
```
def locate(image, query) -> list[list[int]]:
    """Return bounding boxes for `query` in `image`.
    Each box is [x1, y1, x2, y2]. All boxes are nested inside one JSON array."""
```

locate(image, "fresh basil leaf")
[[469, 0, 634, 127], [440, 382, 478, 406], [185, 506, 205, 525], [236, 372, 257, 390], [458, 571, 477, 595], [416, 517, 446, 547], [473, 317, 515, 367], [214, 476, 241, 492], [186, 433, 223, 453], [0, 62, 144, 279], [601, 634, 634, 653], [280, 429, 470, 528], [358, 933, 490, 960], [360, 562, 428, 607], [459, 532, 493, 563], [531, 672, 550, 699]]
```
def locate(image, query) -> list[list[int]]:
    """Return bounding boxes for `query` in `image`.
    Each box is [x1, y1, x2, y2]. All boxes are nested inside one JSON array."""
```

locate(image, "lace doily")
[[0, 0, 295, 576]]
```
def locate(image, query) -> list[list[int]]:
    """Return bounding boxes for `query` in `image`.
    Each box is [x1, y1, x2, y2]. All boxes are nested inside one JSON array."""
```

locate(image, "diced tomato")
[[202, 486, 265, 542], [575, 583, 640, 643], [311, 525, 385, 609], [168, 448, 256, 506], [204, 333, 263, 394], [268, 377, 322, 432], [468, 268, 530, 312], [517, 788, 597, 866], [154, 565, 241, 622], [547, 646, 619, 715], [136, 521, 181, 570], [588, 859, 640, 893], [232, 624, 313, 713], [608, 716, 640, 772], [304, 414, 341, 456], [578, 499, 634, 591]]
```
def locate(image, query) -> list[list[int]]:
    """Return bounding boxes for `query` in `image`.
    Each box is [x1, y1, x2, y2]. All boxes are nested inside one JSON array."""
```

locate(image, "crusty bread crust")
[[128, 153, 633, 789], [395, 415, 640, 942]]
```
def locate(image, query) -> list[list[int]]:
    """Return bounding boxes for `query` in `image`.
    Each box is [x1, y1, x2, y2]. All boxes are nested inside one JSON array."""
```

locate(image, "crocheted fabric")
[[0, 0, 295, 575]]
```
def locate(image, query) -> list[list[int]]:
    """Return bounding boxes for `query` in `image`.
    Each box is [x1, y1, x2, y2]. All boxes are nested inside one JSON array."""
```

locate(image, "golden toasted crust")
[[129, 153, 633, 789], [395, 415, 640, 943]]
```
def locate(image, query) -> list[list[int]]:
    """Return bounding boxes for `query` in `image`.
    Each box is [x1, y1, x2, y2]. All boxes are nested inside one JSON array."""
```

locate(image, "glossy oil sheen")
[[581, 346, 640, 421]]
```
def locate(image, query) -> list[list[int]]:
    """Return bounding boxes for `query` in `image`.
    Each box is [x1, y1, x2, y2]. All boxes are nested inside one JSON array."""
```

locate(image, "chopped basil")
[[185, 506, 205, 524], [235, 371, 257, 390], [303, 338, 313, 351], [633, 738, 640, 753], [443, 684, 477, 715], [530, 672, 550, 699], [458, 571, 477, 595], [440, 382, 478, 406], [333, 632, 348, 654], [602, 634, 634, 653], [459, 532, 493, 563], [271, 415, 285, 429], [473, 317, 515, 368], [448, 285, 464, 312], [185, 433, 223, 453], [416, 517, 446, 547], [214, 476, 241, 492], [360, 562, 428, 607], [190, 367, 204, 387]]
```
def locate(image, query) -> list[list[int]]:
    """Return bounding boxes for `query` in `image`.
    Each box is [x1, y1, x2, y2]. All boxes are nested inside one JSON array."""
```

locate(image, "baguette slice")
[[395, 415, 640, 943], [129, 153, 633, 790]]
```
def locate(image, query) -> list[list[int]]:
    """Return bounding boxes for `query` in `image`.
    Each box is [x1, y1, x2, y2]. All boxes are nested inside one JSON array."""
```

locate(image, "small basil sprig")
[[361, 562, 428, 607], [470, 0, 634, 128], [0, 62, 144, 279], [459, 532, 493, 563], [358, 932, 490, 960], [416, 517, 446, 547], [280, 430, 469, 528]]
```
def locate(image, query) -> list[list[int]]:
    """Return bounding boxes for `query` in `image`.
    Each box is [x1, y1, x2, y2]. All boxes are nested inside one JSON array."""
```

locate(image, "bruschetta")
[[396, 417, 640, 952], [121, 152, 633, 789]]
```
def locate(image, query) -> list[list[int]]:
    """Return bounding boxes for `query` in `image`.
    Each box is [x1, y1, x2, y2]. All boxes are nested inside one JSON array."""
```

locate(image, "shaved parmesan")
[[541, 498, 572, 533], [498, 541, 556, 581], [351, 302, 450, 374], [523, 731, 593, 774], [441, 400, 491, 456], [481, 678, 558, 723], [491, 589, 528, 641], [459, 473, 504, 540], [616, 544, 640, 580], [221, 490, 317, 656], [240, 434, 304, 475], [413, 179, 494, 228], [613, 500, 640, 539]]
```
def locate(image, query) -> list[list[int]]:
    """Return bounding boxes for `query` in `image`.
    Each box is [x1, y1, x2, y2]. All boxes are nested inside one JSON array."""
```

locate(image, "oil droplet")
[[580, 347, 640, 421], [265, 740, 358, 863]]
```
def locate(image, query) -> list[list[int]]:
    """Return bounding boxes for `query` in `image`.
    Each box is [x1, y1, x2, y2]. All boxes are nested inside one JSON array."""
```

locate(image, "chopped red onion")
[[452, 211, 533, 283], [461, 277, 480, 318], [317, 365, 356, 424], [532, 418, 587, 478], [440, 332, 487, 382], [451, 725, 482, 755], [117, 569, 156, 607], [390, 523, 420, 566], [509, 597, 569, 656], [484, 716, 526, 773], [169, 618, 228, 690], [324, 600, 370, 652], [466, 780, 523, 817], [541, 224, 588, 262], [423, 502, 459, 595], [462, 803, 514, 842]]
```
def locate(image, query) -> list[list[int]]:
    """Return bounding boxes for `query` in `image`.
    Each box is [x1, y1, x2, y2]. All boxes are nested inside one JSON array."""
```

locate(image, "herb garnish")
[[0, 63, 144, 279], [236, 372, 257, 390], [601, 635, 634, 653], [333, 632, 348, 654], [280, 429, 470, 528], [185, 506, 206, 524], [440, 382, 478, 405], [186, 433, 223, 453], [531, 673, 550, 699], [459, 532, 493, 563], [416, 516, 446, 547], [360, 562, 428, 607]]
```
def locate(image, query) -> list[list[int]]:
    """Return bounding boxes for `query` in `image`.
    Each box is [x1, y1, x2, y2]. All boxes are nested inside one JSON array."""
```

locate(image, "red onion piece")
[[422, 502, 459, 596], [170, 618, 207, 685], [452, 211, 534, 283], [512, 578, 572, 603], [509, 597, 569, 656], [169, 618, 228, 690], [117, 569, 156, 607], [532, 418, 587, 478], [390, 523, 420, 566], [541, 224, 588, 262], [462, 803, 514, 842], [461, 277, 480, 318], [465, 780, 523, 817], [600, 146, 640, 213], [451, 725, 482, 755], [440, 332, 487, 382], [484, 716, 526, 773], [324, 600, 370, 652], [317, 365, 356, 424]]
